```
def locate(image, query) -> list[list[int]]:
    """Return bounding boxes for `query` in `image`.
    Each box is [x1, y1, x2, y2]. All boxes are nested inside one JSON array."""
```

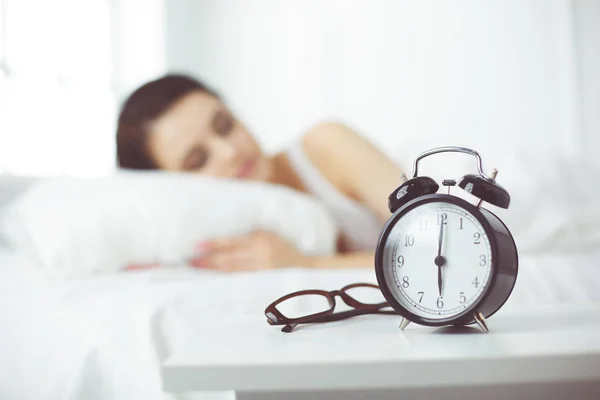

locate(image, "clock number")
[[436, 296, 444, 309], [420, 219, 428, 231], [474, 232, 481, 244], [402, 276, 410, 288], [479, 254, 487, 266], [437, 213, 448, 226], [396, 255, 405, 267], [404, 235, 414, 247], [417, 291, 424, 303], [460, 217, 463, 230], [472, 277, 480, 288], [460, 292, 467, 303]]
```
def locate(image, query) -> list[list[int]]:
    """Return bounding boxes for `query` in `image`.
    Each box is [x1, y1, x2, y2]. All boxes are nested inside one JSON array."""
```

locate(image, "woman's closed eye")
[[183, 147, 209, 170], [213, 111, 234, 136]]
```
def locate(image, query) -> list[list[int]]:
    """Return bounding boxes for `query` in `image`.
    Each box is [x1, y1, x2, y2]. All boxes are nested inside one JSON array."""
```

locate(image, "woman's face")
[[147, 90, 272, 181]]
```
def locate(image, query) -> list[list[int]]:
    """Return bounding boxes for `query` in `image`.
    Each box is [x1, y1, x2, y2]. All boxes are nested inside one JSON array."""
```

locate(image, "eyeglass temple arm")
[[280, 306, 396, 332], [306, 305, 393, 323]]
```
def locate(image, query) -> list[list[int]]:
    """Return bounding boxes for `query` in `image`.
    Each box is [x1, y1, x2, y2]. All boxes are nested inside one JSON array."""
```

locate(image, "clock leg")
[[399, 317, 411, 331], [474, 311, 489, 333]]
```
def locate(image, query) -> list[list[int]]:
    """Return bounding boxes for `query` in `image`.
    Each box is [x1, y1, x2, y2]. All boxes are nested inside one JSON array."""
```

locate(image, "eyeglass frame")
[[264, 282, 398, 332]]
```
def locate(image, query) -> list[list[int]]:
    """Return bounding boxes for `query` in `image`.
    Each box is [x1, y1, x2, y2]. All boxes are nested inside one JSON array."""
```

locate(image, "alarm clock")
[[374, 146, 518, 333]]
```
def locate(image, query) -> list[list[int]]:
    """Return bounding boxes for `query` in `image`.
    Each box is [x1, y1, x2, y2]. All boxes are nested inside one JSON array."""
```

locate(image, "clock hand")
[[437, 220, 444, 258], [435, 219, 445, 297], [438, 262, 443, 297]]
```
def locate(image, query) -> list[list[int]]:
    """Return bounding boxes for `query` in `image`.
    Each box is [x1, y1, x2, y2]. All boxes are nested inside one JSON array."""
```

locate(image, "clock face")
[[381, 200, 493, 321]]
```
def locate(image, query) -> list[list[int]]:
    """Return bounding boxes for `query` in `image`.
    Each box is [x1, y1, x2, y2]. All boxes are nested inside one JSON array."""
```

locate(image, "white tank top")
[[286, 141, 384, 252]]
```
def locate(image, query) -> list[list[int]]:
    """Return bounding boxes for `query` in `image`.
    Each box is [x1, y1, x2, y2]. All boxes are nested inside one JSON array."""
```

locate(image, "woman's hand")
[[189, 230, 309, 271]]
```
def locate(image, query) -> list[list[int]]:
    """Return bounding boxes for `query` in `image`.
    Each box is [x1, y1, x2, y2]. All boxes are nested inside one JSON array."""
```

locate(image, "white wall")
[[163, 0, 591, 174], [572, 0, 600, 166], [0, 0, 116, 177], [111, 0, 167, 99]]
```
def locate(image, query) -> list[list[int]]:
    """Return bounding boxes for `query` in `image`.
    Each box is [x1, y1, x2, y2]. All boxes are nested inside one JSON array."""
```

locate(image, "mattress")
[[0, 245, 599, 400]]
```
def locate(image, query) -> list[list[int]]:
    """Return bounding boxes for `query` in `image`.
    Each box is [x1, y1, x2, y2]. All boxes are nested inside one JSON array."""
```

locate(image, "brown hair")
[[116, 74, 218, 169]]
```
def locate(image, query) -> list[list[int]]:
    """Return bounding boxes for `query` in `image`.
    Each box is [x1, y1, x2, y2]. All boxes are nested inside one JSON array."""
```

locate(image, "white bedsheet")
[[0, 246, 599, 400]]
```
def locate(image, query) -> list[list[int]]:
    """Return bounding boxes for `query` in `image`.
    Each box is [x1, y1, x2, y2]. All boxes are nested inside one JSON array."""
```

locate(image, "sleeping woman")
[[116, 74, 406, 271]]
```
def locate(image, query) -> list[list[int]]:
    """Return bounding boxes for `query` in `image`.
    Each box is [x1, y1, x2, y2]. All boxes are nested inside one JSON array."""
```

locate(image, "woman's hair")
[[116, 74, 218, 169]]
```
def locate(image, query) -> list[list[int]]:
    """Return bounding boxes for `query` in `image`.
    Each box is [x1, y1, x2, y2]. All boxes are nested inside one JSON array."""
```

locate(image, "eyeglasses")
[[264, 283, 397, 333]]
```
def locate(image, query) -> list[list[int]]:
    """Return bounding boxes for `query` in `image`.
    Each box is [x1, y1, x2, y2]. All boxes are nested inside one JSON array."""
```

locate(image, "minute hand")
[[437, 220, 444, 258]]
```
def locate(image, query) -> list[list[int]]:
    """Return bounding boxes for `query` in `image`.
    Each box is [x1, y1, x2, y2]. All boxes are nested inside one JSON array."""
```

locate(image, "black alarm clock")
[[374, 146, 518, 333]]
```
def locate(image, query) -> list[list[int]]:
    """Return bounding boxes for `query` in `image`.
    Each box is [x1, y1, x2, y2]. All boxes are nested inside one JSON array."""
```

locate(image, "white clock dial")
[[383, 201, 492, 320]]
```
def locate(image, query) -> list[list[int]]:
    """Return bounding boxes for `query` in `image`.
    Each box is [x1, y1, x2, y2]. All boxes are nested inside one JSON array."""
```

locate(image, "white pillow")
[[0, 171, 338, 279]]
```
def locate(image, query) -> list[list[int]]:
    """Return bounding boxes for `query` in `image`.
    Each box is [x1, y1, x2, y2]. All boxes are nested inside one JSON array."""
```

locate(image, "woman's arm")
[[304, 251, 375, 269], [300, 121, 407, 222], [289, 121, 407, 270]]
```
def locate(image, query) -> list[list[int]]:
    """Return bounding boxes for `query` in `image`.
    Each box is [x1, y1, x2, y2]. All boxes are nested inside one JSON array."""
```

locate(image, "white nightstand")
[[161, 302, 600, 400]]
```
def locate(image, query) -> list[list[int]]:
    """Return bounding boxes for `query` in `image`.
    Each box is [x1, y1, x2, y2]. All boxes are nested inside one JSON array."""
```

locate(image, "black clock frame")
[[374, 193, 519, 327]]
